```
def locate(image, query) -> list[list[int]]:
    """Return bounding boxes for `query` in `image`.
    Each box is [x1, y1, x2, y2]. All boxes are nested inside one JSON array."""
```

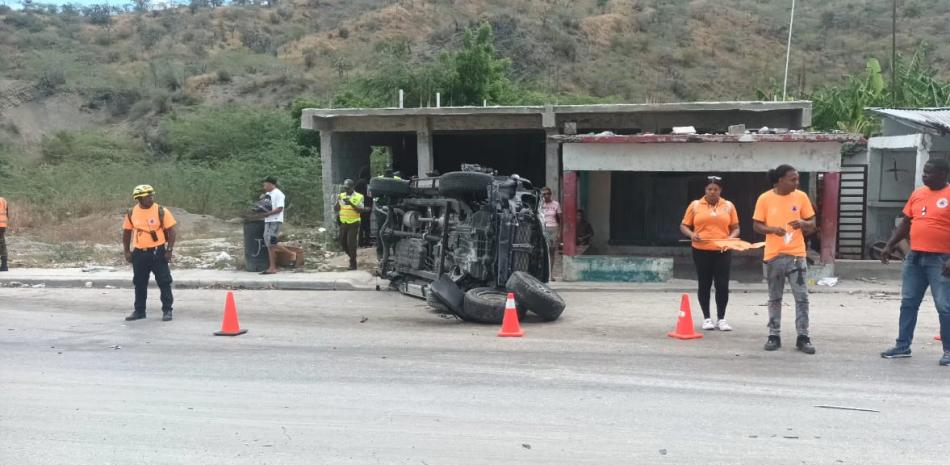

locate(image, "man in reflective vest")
[[334, 179, 366, 270], [0, 196, 8, 271], [122, 184, 178, 322]]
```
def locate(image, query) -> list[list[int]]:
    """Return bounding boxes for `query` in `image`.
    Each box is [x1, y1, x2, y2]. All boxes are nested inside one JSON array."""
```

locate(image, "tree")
[[189, 0, 209, 14], [808, 47, 950, 136], [444, 23, 513, 106], [133, 0, 151, 13], [83, 4, 113, 27]]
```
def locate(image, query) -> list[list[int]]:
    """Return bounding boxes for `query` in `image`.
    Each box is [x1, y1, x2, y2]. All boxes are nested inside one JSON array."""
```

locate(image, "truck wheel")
[[438, 172, 493, 199], [506, 271, 565, 322], [461, 287, 526, 324], [369, 177, 410, 198]]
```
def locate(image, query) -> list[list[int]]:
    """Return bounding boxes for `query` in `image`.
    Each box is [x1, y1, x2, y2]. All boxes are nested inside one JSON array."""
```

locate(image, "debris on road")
[[814, 405, 880, 413]]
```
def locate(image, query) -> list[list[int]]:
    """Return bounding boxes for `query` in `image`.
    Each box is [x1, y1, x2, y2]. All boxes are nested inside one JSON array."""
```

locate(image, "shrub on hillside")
[[3, 12, 46, 33], [40, 130, 147, 165], [159, 106, 298, 163]]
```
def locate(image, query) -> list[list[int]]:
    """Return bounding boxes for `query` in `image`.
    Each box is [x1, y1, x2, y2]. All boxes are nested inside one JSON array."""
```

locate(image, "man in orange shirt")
[[122, 185, 178, 322], [753, 165, 817, 354], [880, 158, 950, 366], [0, 195, 8, 271]]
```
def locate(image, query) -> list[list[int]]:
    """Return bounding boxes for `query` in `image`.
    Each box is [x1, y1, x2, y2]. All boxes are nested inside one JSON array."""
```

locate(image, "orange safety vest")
[[0, 197, 8, 228]]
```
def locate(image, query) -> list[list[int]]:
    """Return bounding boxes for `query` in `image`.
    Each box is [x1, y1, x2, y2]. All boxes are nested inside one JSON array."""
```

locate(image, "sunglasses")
[[707, 176, 722, 182]]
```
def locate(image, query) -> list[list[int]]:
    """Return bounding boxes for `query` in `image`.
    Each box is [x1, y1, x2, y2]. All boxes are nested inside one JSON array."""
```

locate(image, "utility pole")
[[782, 0, 796, 101], [892, 0, 898, 106]]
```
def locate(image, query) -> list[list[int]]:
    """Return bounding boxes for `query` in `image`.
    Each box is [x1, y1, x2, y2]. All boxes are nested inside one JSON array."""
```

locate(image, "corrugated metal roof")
[[867, 108, 950, 135]]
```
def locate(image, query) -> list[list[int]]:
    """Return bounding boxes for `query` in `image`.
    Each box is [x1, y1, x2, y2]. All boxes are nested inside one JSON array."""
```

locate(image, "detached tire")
[[461, 287, 526, 324], [438, 172, 493, 199], [506, 271, 565, 321], [369, 177, 410, 198]]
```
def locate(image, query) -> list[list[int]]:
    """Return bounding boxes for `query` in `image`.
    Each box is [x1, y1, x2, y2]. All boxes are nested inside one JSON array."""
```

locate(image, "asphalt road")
[[1, 287, 948, 465]]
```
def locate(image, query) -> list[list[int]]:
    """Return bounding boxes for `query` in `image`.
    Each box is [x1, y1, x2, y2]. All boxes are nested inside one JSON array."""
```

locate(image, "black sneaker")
[[162, 311, 173, 322], [764, 335, 781, 351], [940, 352, 950, 366], [125, 311, 146, 321], [880, 346, 912, 359], [796, 335, 816, 354]]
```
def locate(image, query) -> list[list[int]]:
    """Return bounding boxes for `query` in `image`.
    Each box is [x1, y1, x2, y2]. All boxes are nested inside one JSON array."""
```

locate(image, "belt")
[[134, 245, 166, 252]]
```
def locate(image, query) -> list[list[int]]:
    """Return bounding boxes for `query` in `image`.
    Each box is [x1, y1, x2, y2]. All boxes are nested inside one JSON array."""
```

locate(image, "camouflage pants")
[[0, 227, 6, 257]]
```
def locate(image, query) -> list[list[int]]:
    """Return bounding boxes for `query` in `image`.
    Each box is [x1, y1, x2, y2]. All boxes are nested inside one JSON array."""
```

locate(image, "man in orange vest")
[[0, 195, 8, 271], [122, 185, 178, 322]]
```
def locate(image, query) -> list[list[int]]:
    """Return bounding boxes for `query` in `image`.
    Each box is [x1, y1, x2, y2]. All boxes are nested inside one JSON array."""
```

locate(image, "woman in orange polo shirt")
[[681, 176, 740, 331]]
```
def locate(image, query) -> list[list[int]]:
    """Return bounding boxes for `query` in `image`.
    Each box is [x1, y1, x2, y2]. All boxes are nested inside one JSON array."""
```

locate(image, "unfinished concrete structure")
[[300, 101, 862, 282], [300, 101, 812, 229]]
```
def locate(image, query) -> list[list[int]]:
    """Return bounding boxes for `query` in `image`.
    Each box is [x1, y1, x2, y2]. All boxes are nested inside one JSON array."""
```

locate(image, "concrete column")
[[820, 171, 840, 265], [320, 130, 337, 230], [417, 117, 433, 177], [545, 129, 560, 197], [561, 171, 578, 257]]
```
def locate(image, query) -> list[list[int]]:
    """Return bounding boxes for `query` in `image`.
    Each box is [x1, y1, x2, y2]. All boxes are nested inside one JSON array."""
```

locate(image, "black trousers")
[[132, 246, 173, 313], [0, 227, 7, 258], [339, 222, 360, 263], [692, 248, 732, 320]]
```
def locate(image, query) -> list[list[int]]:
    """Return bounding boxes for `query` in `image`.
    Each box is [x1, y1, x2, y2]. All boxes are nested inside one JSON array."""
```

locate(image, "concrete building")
[[557, 133, 860, 281], [301, 102, 812, 226], [844, 109, 950, 258], [300, 101, 859, 281]]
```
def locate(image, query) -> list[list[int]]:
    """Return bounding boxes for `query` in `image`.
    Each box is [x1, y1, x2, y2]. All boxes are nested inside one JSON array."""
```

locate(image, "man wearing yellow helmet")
[[122, 184, 178, 322]]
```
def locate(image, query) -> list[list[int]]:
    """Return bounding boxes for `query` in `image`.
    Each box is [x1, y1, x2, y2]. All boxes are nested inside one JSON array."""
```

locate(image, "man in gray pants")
[[753, 165, 818, 354]]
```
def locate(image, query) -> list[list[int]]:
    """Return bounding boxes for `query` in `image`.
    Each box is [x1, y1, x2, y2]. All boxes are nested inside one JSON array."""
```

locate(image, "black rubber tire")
[[369, 177, 410, 197], [461, 287, 526, 324], [506, 271, 565, 322], [438, 171, 493, 198]]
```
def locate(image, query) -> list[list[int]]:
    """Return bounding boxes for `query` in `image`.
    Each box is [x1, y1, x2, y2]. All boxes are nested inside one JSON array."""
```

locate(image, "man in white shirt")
[[256, 176, 293, 274]]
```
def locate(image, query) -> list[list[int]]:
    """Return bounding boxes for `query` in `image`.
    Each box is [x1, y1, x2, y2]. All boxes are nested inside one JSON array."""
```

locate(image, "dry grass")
[[184, 73, 219, 95], [581, 14, 634, 47]]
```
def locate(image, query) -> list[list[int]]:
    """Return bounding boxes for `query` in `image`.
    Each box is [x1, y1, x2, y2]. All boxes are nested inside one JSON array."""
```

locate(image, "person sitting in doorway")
[[575, 209, 594, 255]]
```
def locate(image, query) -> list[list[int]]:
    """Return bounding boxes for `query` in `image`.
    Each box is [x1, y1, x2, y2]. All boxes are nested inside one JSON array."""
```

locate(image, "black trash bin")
[[243, 221, 269, 272]]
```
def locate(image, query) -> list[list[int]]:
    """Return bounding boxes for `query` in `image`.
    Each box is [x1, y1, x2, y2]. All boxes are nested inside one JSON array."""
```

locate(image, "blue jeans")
[[895, 251, 950, 351]]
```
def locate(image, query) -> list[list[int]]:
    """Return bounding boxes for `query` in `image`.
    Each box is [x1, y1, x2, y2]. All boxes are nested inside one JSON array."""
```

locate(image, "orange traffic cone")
[[498, 292, 524, 337], [667, 294, 703, 340], [214, 291, 248, 336]]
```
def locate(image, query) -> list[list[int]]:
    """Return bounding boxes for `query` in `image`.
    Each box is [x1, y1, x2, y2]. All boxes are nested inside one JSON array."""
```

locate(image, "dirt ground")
[[3, 207, 354, 272]]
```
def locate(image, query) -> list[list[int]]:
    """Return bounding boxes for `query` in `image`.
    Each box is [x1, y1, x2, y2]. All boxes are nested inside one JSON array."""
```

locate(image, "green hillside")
[[0, 0, 948, 229]]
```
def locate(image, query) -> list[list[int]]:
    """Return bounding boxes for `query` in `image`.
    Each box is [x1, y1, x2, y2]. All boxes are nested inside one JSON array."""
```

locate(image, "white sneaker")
[[717, 319, 733, 331], [702, 319, 715, 330]]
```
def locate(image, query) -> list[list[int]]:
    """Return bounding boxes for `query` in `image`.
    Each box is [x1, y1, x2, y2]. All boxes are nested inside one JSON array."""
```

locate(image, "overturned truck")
[[369, 165, 565, 323]]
